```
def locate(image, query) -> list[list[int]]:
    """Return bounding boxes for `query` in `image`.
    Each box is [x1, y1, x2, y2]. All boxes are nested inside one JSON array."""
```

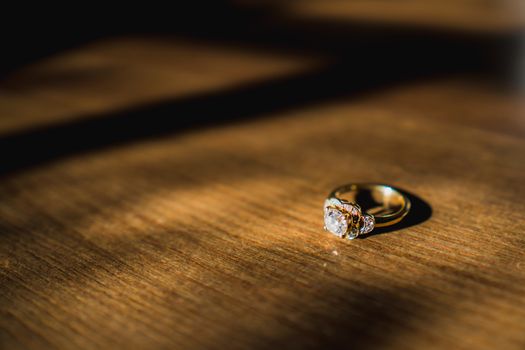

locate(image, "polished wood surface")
[[1, 6, 524, 350]]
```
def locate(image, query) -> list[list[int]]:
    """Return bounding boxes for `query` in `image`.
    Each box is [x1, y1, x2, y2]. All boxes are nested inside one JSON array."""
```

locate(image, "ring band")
[[323, 183, 411, 239]]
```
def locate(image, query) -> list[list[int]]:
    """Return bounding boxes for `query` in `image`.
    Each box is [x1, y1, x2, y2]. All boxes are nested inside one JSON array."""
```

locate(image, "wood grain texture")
[[1, 18, 525, 350]]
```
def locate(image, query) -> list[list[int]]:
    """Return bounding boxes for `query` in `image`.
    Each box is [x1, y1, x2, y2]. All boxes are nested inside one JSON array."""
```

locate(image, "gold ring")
[[323, 183, 411, 239]]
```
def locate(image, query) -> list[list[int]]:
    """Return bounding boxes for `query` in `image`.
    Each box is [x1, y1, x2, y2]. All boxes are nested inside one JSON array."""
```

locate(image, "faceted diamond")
[[360, 214, 375, 234], [347, 226, 359, 240], [324, 208, 348, 237]]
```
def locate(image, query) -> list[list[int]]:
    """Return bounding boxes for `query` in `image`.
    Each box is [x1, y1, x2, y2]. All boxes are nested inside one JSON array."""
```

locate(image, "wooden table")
[[1, 3, 524, 349]]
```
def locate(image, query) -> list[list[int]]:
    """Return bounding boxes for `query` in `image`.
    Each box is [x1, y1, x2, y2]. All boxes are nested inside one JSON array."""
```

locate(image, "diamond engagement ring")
[[324, 184, 411, 239]]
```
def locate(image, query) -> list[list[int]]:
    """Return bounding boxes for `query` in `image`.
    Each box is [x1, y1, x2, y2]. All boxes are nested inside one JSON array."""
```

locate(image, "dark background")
[[1, 2, 523, 177]]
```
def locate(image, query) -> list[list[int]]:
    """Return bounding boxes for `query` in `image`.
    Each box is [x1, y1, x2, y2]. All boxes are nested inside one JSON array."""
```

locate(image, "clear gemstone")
[[347, 221, 360, 239], [324, 198, 342, 211], [346, 229, 359, 240], [360, 214, 375, 234], [324, 208, 348, 237]]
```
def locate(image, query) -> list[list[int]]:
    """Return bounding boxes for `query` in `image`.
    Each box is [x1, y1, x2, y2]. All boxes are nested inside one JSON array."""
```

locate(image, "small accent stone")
[[360, 214, 375, 234], [324, 208, 348, 237], [324, 198, 342, 211], [346, 228, 359, 240]]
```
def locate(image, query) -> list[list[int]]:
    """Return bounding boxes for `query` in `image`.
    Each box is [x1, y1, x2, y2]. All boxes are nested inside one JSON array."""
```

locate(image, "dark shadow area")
[[0, 12, 520, 178], [0, 3, 261, 77], [362, 189, 432, 237], [1, 3, 522, 78], [0, 58, 467, 178]]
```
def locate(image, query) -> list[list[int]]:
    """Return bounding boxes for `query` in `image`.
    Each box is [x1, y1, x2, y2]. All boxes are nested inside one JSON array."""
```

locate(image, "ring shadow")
[[359, 188, 432, 238]]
